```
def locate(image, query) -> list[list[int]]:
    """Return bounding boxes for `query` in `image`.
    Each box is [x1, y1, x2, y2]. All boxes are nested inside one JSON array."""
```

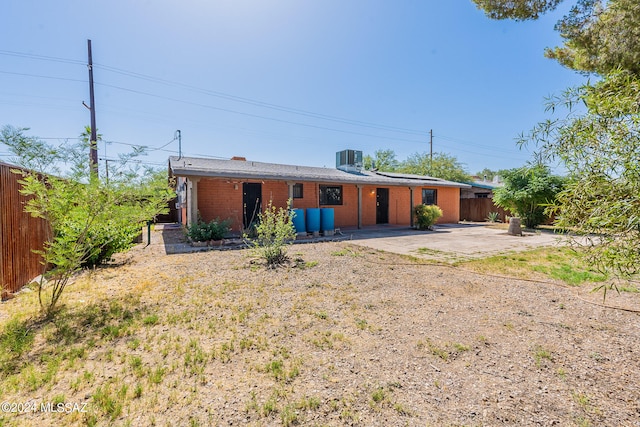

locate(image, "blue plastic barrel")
[[320, 208, 335, 233], [291, 208, 306, 233], [306, 208, 321, 233]]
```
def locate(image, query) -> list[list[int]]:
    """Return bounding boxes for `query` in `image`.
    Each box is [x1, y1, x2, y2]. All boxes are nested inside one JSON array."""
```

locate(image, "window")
[[319, 185, 343, 205], [475, 193, 490, 199], [292, 183, 303, 199], [422, 189, 437, 205]]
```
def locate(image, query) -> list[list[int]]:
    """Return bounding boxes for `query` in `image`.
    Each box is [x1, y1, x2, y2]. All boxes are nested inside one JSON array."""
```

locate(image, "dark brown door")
[[376, 188, 389, 224], [243, 183, 262, 228]]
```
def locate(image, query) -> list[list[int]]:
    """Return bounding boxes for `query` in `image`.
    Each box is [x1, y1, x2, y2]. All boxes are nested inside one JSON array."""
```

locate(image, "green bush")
[[414, 204, 443, 230], [245, 201, 296, 267], [486, 211, 500, 223], [1, 126, 175, 317], [187, 217, 232, 242]]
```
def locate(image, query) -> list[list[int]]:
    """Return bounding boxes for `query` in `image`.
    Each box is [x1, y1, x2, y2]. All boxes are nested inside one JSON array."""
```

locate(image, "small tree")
[[492, 165, 564, 229], [246, 201, 296, 267], [1, 126, 174, 317], [414, 204, 443, 230]]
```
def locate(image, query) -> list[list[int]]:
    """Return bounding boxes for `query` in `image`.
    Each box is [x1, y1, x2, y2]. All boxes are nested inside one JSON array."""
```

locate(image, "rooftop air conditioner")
[[336, 149, 363, 172]]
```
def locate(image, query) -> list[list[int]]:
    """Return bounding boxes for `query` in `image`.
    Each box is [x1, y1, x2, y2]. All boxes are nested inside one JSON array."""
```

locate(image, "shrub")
[[187, 217, 232, 242], [486, 211, 500, 223], [414, 204, 443, 230], [1, 126, 174, 317], [246, 201, 296, 267]]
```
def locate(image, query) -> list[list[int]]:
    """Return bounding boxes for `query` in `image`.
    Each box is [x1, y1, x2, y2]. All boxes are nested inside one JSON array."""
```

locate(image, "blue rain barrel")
[[291, 208, 306, 233], [320, 208, 335, 233], [306, 208, 321, 233]]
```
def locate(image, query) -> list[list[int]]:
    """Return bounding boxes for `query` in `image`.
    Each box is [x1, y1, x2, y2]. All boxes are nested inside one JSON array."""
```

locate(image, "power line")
[[0, 49, 427, 136], [1, 66, 428, 144], [94, 63, 427, 136], [94, 81, 428, 144], [0, 50, 85, 65], [0, 70, 85, 84], [1, 49, 530, 162]]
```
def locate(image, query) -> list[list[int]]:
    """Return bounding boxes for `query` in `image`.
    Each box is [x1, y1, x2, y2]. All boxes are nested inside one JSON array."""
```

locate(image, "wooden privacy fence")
[[0, 162, 50, 295], [459, 198, 511, 222]]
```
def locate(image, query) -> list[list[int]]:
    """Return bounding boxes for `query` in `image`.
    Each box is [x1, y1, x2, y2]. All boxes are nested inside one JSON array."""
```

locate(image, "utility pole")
[[429, 129, 433, 174], [176, 130, 182, 159], [87, 39, 98, 178]]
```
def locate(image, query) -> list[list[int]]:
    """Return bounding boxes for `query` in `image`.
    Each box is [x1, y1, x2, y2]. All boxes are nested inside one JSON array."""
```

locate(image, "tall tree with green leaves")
[[522, 71, 640, 278], [363, 149, 399, 171], [492, 165, 564, 229], [0, 125, 174, 317], [474, 0, 640, 282], [472, 0, 564, 20], [399, 152, 471, 183], [473, 0, 640, 76], [476, 168, 500, 181]]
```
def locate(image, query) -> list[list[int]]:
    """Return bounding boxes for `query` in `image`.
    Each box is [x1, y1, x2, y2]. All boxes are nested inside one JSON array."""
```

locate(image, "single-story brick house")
[[169, 151, 470, 232]]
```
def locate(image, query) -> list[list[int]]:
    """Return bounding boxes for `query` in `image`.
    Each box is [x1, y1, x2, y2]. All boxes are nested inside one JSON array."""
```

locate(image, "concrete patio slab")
[[346, 223, 571, 262]]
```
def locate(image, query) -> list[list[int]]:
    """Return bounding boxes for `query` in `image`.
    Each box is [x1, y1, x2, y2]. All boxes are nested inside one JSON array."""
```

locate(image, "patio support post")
[[409, 186, 419, 228], [188, 177, 201, 226], [356, 184, 363, 229], [286, 181, 295, 208]]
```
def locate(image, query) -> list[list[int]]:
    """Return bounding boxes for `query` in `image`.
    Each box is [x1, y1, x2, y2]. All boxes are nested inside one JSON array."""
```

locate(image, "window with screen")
[[422, 189, 437, 205], [292, 183, 303, 199], [319, 185, 343, 205]]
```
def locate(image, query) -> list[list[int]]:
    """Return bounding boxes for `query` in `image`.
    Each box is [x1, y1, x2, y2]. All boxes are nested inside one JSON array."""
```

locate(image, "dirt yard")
[[2, 230, 640, 426]]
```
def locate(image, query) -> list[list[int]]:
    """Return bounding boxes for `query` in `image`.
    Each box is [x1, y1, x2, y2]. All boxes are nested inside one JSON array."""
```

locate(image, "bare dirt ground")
[[3, 228, 640, 426]]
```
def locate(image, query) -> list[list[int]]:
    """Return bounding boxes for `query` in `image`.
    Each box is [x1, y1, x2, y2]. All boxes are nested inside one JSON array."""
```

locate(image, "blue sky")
[[1, 0, 585, 175]]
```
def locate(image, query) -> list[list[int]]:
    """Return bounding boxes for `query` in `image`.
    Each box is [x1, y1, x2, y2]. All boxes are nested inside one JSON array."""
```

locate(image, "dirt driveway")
[[348, 223, 570, 262]]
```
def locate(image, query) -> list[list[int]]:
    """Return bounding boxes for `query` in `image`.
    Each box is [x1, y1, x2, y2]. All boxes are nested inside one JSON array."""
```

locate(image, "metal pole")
[[176, 130, 182, 159], [429, 129, 433, 175], [88, 39, 98, 178]]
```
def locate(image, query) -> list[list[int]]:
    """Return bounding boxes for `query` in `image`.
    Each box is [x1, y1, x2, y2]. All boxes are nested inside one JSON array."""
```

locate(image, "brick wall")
[[196, 178, 461, 231], [197, 179, 243, 231], [432, 186, 460, 224], [290, 182, 318, 209]]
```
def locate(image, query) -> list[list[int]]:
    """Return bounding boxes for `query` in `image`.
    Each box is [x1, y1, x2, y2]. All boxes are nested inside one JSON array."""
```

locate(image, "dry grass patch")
[[0, 237, 639, 426]]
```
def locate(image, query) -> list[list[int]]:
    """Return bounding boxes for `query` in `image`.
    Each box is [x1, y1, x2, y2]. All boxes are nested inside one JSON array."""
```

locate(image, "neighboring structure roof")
[[465, 180, 503, 190], [169, 156, 470, 188]]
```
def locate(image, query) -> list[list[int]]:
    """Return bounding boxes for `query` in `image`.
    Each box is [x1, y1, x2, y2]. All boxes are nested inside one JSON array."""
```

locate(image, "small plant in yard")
[[413, 204, 443, 230], [0, 319, 35, 374], [371, 387, 386, 403], [533, 345, 553, 367], [245, 200, 296, 267], [486, 211, 501, 223], [186, 216, 232, 242]]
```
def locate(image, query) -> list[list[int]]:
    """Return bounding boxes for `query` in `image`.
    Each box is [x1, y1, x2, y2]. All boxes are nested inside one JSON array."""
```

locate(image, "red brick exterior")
[[196, 177, 460, 231]]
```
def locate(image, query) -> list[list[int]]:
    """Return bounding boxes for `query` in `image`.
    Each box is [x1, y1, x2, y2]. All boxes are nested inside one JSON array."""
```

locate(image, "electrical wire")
[[0, 70, 85, 84], [0, 49, 532, 162], [94, 81, 428, 144], [94, 63, 428, 136], [0, 50, 86, 65], [0, 50, 429, 136]]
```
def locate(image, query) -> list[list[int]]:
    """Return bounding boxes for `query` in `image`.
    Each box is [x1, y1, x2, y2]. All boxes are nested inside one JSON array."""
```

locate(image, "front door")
[[376, 188, 389, 224], [243, 183, 262, 228]]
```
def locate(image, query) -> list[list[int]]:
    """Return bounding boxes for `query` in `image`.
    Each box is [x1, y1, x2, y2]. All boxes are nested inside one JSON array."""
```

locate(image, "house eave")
[[169, 157, 471, 189]]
